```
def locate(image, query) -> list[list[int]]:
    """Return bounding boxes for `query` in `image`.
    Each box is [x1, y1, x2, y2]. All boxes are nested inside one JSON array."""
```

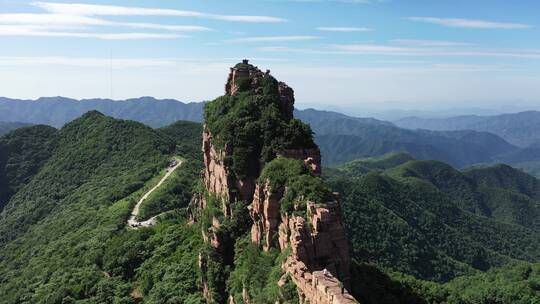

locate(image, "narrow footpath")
[[127, 159, 182, 229]]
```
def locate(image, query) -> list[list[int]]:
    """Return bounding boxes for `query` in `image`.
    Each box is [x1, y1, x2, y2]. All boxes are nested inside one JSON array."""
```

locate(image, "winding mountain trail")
[[127, 159, 182, 229]]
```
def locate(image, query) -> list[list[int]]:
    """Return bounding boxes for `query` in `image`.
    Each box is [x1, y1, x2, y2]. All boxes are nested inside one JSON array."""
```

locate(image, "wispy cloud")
[[288, 0, 382, 3], [408, 17, 531, 29], [391, 39, 475, 47], [0, 25, 183, 40], [0, 13, 212, 32], [316, 27, 372, 32], [0, 56, 178, 68], [226, 36, 320, 43], [0, 56, 290, 68], [32, 2, 287, 23], [258, 44, 540, 59]]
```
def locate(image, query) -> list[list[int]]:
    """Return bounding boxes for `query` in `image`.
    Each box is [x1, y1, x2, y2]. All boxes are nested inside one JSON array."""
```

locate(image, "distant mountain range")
[[0, 96, 204, 128], [299, 117, 519, 167], [395, 111, 540, 148], [2, 96, 540, 174]]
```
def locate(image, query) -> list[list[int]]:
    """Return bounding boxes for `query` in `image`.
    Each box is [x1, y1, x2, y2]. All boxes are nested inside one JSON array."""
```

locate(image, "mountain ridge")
[[395, 110, 540, 147]]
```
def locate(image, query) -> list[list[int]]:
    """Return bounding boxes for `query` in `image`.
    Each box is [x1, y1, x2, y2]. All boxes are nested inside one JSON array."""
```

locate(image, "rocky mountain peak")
[[195, 61, 356, 303]]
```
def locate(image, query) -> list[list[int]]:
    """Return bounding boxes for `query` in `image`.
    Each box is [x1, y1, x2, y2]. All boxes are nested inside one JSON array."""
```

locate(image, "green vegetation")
[[350, 260, 540, 304], [259, 157, 333, 215], [0, 112, 207, 303], [137, 160, 200, 221], [227, 237, 297, 304], [338, 152, 414, 176], [0, 125, 58, 209], [204, 66, 315, 180], [159, 121, 203, 164], [329, 153, 540, 302]]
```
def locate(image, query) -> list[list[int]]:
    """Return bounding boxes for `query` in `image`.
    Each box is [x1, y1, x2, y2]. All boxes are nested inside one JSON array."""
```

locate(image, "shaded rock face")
[[249, 181, 283, 251], [201, 127, 255, 216]]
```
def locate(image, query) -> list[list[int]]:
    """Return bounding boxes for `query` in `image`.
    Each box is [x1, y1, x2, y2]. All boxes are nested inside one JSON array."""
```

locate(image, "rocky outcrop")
[[250, 180, 354, 301], [197, 60, 357, 304], [283, 257, 357, 304], [249, 181, 283, 251], [201, 127, 255, 216]]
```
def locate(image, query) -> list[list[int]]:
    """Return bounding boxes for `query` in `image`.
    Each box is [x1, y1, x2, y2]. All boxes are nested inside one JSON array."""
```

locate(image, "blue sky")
[[0, 0, 539, 112]]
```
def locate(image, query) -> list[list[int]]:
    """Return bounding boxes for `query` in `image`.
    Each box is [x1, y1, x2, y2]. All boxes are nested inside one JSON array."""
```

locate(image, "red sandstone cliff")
[[197, 60, 357, 304]]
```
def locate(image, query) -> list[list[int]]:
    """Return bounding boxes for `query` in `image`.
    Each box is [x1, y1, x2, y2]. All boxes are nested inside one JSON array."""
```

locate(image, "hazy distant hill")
[[3, 96, 540, 171], [0, 122, 31, 136], [0, 96, 204, 127], [395, 111, 540, 147], [297, 114, 519, 167]]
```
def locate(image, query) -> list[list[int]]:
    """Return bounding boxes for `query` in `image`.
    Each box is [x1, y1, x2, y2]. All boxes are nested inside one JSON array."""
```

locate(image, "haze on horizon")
[[0, 0, 539, 112]]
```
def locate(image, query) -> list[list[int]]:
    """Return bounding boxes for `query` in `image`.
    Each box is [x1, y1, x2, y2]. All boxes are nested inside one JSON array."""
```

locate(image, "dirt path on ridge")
[[127, 160, 182, 229]]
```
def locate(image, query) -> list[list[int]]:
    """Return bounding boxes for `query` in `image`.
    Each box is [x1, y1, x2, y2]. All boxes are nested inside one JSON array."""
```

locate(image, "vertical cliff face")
[[196, 60, 357, 304]]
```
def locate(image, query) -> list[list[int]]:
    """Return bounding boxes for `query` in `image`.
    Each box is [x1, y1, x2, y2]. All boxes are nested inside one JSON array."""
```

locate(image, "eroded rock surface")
[[197, 60, 357, 304]]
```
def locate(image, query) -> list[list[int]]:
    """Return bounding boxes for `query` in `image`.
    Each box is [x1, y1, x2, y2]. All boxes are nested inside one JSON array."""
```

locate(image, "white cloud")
[[408, 17, 531, 29], [0, 13, 108, 26], [316, 27, 372, 32], [391, 39, 475, 47], [226, 36, 320, 43], [32, 2, 287, 23], [289, 0, 381, 3], [0, 25, 183, 39], [0, 56, 178, 68], [331, 44, 428, 55], [259, 44, 540, 59], [0, 13, 212, 32], [0, 56, 288, 68], [330, 44, 540, 58]]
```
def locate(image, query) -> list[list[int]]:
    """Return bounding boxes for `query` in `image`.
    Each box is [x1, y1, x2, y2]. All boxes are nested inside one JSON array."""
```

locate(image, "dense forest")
[[326, 152, 540, 303], [0, 112, 206, 303], [1, 111, 540, 303]]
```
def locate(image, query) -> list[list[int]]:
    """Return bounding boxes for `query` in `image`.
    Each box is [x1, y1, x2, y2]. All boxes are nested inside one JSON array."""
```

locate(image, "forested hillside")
[[325, 153, 540, 303], [0, 125, 58, 210], [2, 110, 540, 303], [0, 112, 206, 303]]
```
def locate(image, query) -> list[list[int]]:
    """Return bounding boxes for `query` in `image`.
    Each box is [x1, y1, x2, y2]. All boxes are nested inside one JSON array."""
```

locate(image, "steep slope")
[[159, 120, 204, 163], [0, 125, 58, 210], [0, 113, 208, 303], [395, 111, 540, 147], [326, 154, 540, 283]]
